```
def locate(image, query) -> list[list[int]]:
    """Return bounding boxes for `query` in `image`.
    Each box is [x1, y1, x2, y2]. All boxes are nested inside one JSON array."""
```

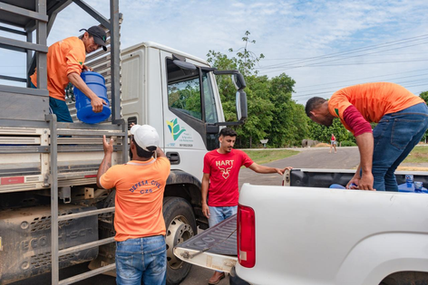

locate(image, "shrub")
[[341, 140, 357, 147]]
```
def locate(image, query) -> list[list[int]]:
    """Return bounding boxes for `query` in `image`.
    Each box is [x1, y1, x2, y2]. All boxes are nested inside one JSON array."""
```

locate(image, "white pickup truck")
[[174, 168, 428, 285]]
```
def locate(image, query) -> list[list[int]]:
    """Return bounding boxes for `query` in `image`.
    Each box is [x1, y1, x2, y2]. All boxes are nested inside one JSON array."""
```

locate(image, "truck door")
[[160, 52, 220, 180]]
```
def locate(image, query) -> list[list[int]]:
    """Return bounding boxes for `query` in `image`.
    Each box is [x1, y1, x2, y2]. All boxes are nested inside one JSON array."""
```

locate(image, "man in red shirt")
[[202, 127, 291, 284], [306, 82, 428, 191], [97, 124, 170, 285]]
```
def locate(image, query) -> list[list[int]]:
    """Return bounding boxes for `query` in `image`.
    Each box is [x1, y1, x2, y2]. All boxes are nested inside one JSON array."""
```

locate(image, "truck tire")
[[163, 196, 197, 285]]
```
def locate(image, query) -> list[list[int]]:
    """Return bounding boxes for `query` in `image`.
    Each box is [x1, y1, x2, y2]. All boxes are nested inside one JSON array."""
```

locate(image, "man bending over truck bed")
[[30, 26, 108, 122], [306, 82, 428, 191], [201, 127, 292, 284]]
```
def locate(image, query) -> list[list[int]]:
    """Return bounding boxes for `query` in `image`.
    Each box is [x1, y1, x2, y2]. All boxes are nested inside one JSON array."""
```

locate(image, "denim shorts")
[[115, 235, 166, 285], [208, 206, 238, 227]]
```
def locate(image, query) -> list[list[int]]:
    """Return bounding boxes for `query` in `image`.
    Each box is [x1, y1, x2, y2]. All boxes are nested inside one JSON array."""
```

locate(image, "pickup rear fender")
[[336, 232, 428, 285]]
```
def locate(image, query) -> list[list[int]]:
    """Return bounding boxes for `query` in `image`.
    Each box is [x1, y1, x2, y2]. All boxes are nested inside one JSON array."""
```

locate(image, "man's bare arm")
[[97, 135, 114, 188], [355, 132, 375, 190], [249, 163, 292, 175], [201, 173, 211, 218]]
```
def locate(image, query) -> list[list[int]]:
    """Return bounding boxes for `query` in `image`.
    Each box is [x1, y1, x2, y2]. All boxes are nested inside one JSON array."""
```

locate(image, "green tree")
[[419, 91, 428, 142], [308, 118, 353, 144], [207, 31, 308, 148], [419, 91, 428, 103], [234, 75, 275, 147], [229, 31, 264, 76], [266, 73, 309, 146]]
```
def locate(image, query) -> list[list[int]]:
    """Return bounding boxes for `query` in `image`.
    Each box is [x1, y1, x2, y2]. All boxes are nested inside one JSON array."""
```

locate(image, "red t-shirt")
[[203, 149, 254, 207]]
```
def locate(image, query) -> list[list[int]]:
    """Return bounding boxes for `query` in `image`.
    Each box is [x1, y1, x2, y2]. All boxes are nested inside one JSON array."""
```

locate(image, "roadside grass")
[[243, 149, 299, 165], [402, 145, 428, 164]]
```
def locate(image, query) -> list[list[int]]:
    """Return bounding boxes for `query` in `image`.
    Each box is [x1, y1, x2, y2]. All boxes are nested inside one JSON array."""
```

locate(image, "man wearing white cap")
[[97, 124, 170, 285]]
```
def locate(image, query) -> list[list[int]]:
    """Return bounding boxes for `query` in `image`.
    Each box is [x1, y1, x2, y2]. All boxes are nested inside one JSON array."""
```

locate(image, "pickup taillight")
[[237, 204, 255, 268]]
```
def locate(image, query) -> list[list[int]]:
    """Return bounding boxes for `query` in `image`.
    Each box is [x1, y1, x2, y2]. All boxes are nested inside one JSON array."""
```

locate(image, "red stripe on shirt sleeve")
[[343, 105, 372, 137]]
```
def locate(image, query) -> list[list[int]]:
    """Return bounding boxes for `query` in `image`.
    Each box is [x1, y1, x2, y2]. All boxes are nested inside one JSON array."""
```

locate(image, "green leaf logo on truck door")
[[167, 118, 186, 140]]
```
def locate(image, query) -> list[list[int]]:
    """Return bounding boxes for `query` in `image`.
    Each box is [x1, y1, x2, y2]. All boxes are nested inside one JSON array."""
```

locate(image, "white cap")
[[130, 124, 159, 152]]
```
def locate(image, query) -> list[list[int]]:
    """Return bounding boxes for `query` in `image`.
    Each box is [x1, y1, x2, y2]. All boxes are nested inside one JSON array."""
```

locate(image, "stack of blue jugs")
[[398, 174, 428, 194], [330, 175, 427, 193]]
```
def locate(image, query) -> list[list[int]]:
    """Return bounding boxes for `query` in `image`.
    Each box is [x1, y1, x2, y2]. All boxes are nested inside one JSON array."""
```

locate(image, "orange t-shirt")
[[30, 37, 86, 101], [328, 82, 424, 132], [100, 157, 171, 241]]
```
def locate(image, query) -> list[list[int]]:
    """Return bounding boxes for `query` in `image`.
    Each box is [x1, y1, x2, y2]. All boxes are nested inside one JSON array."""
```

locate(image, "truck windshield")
[[167, 59, 217, 123]]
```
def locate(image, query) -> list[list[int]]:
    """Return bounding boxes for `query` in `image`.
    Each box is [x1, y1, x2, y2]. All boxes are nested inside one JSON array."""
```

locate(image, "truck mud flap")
[[173, 214, 237, 273]]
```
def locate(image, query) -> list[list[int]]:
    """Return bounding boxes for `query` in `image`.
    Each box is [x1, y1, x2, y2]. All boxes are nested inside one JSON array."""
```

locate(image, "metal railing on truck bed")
[[0, 0, 123, 284], [0, 121, 127, 194]]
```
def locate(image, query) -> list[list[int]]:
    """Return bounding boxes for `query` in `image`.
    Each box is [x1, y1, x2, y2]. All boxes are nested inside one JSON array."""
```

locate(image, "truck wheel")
[[163, 196, 196, 285]]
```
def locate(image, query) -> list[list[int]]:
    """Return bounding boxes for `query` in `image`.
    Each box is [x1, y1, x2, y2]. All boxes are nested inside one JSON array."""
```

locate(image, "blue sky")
[[2, 0, 428, 104]]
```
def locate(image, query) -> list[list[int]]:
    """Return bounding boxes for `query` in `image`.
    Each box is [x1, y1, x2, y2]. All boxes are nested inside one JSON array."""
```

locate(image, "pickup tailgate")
[[173, 214, 238, 273]]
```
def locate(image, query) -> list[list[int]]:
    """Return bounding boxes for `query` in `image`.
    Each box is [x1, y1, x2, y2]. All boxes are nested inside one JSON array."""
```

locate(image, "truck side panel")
[[236, 184, 428, 285]]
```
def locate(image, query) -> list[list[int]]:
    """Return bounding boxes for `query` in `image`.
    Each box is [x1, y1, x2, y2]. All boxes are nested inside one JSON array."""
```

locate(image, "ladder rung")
[[59, 237, 115, 257], [56, 129, 125, 136], [58, 263, 116, 285], [58, 207, 115, 221]]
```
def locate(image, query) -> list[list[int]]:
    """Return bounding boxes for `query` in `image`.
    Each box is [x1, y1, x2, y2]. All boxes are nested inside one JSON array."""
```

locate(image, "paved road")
[[238, 146, 360, 188]]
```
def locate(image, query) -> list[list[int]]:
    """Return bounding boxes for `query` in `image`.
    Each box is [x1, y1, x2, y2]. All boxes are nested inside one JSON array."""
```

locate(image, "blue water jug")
[[74, 71, 111, 124], [329, 184, 346, 189], [398, 180, 428, 193]]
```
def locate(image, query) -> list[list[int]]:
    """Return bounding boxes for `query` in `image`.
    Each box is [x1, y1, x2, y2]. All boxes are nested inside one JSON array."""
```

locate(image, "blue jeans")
[[208, 206, 238, 227], [372, 103, 428, 191], [115, 235, 166, 285]]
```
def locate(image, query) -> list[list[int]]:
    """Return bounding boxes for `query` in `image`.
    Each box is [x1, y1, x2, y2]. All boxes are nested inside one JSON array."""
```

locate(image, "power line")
[[297, 68, 428, 88], [293, 82, 428, 99], [297, 69, 428, 91], [256, 34, 428, 71]]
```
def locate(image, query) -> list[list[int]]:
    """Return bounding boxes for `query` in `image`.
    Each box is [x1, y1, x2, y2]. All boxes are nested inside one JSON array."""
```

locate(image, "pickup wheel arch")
[[380, 271, 428, 284], [336, 233, 428, 285]]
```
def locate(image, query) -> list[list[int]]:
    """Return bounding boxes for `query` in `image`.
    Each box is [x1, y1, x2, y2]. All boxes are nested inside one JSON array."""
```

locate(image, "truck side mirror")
[[233, 73, 246, 90], [236, 90, 247, 122], [213, 69, 248, 126]]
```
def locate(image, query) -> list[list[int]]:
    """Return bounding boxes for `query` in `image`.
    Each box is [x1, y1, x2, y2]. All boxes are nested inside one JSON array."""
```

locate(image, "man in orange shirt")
[[31, 26, 107, 122], [306, 82, 428, 191], [97, 125, 170, 285]]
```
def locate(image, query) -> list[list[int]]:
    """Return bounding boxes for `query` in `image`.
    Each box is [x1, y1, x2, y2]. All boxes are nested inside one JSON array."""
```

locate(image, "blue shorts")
[[49, 97, 73, 123], [31, 81, 73, 123]]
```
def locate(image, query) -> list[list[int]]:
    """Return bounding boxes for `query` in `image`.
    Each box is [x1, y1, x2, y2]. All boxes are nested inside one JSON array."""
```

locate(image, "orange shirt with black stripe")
[[30, 37, 86, 101], [99, 157, 171, 242], [328, 82, 424, 133]]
